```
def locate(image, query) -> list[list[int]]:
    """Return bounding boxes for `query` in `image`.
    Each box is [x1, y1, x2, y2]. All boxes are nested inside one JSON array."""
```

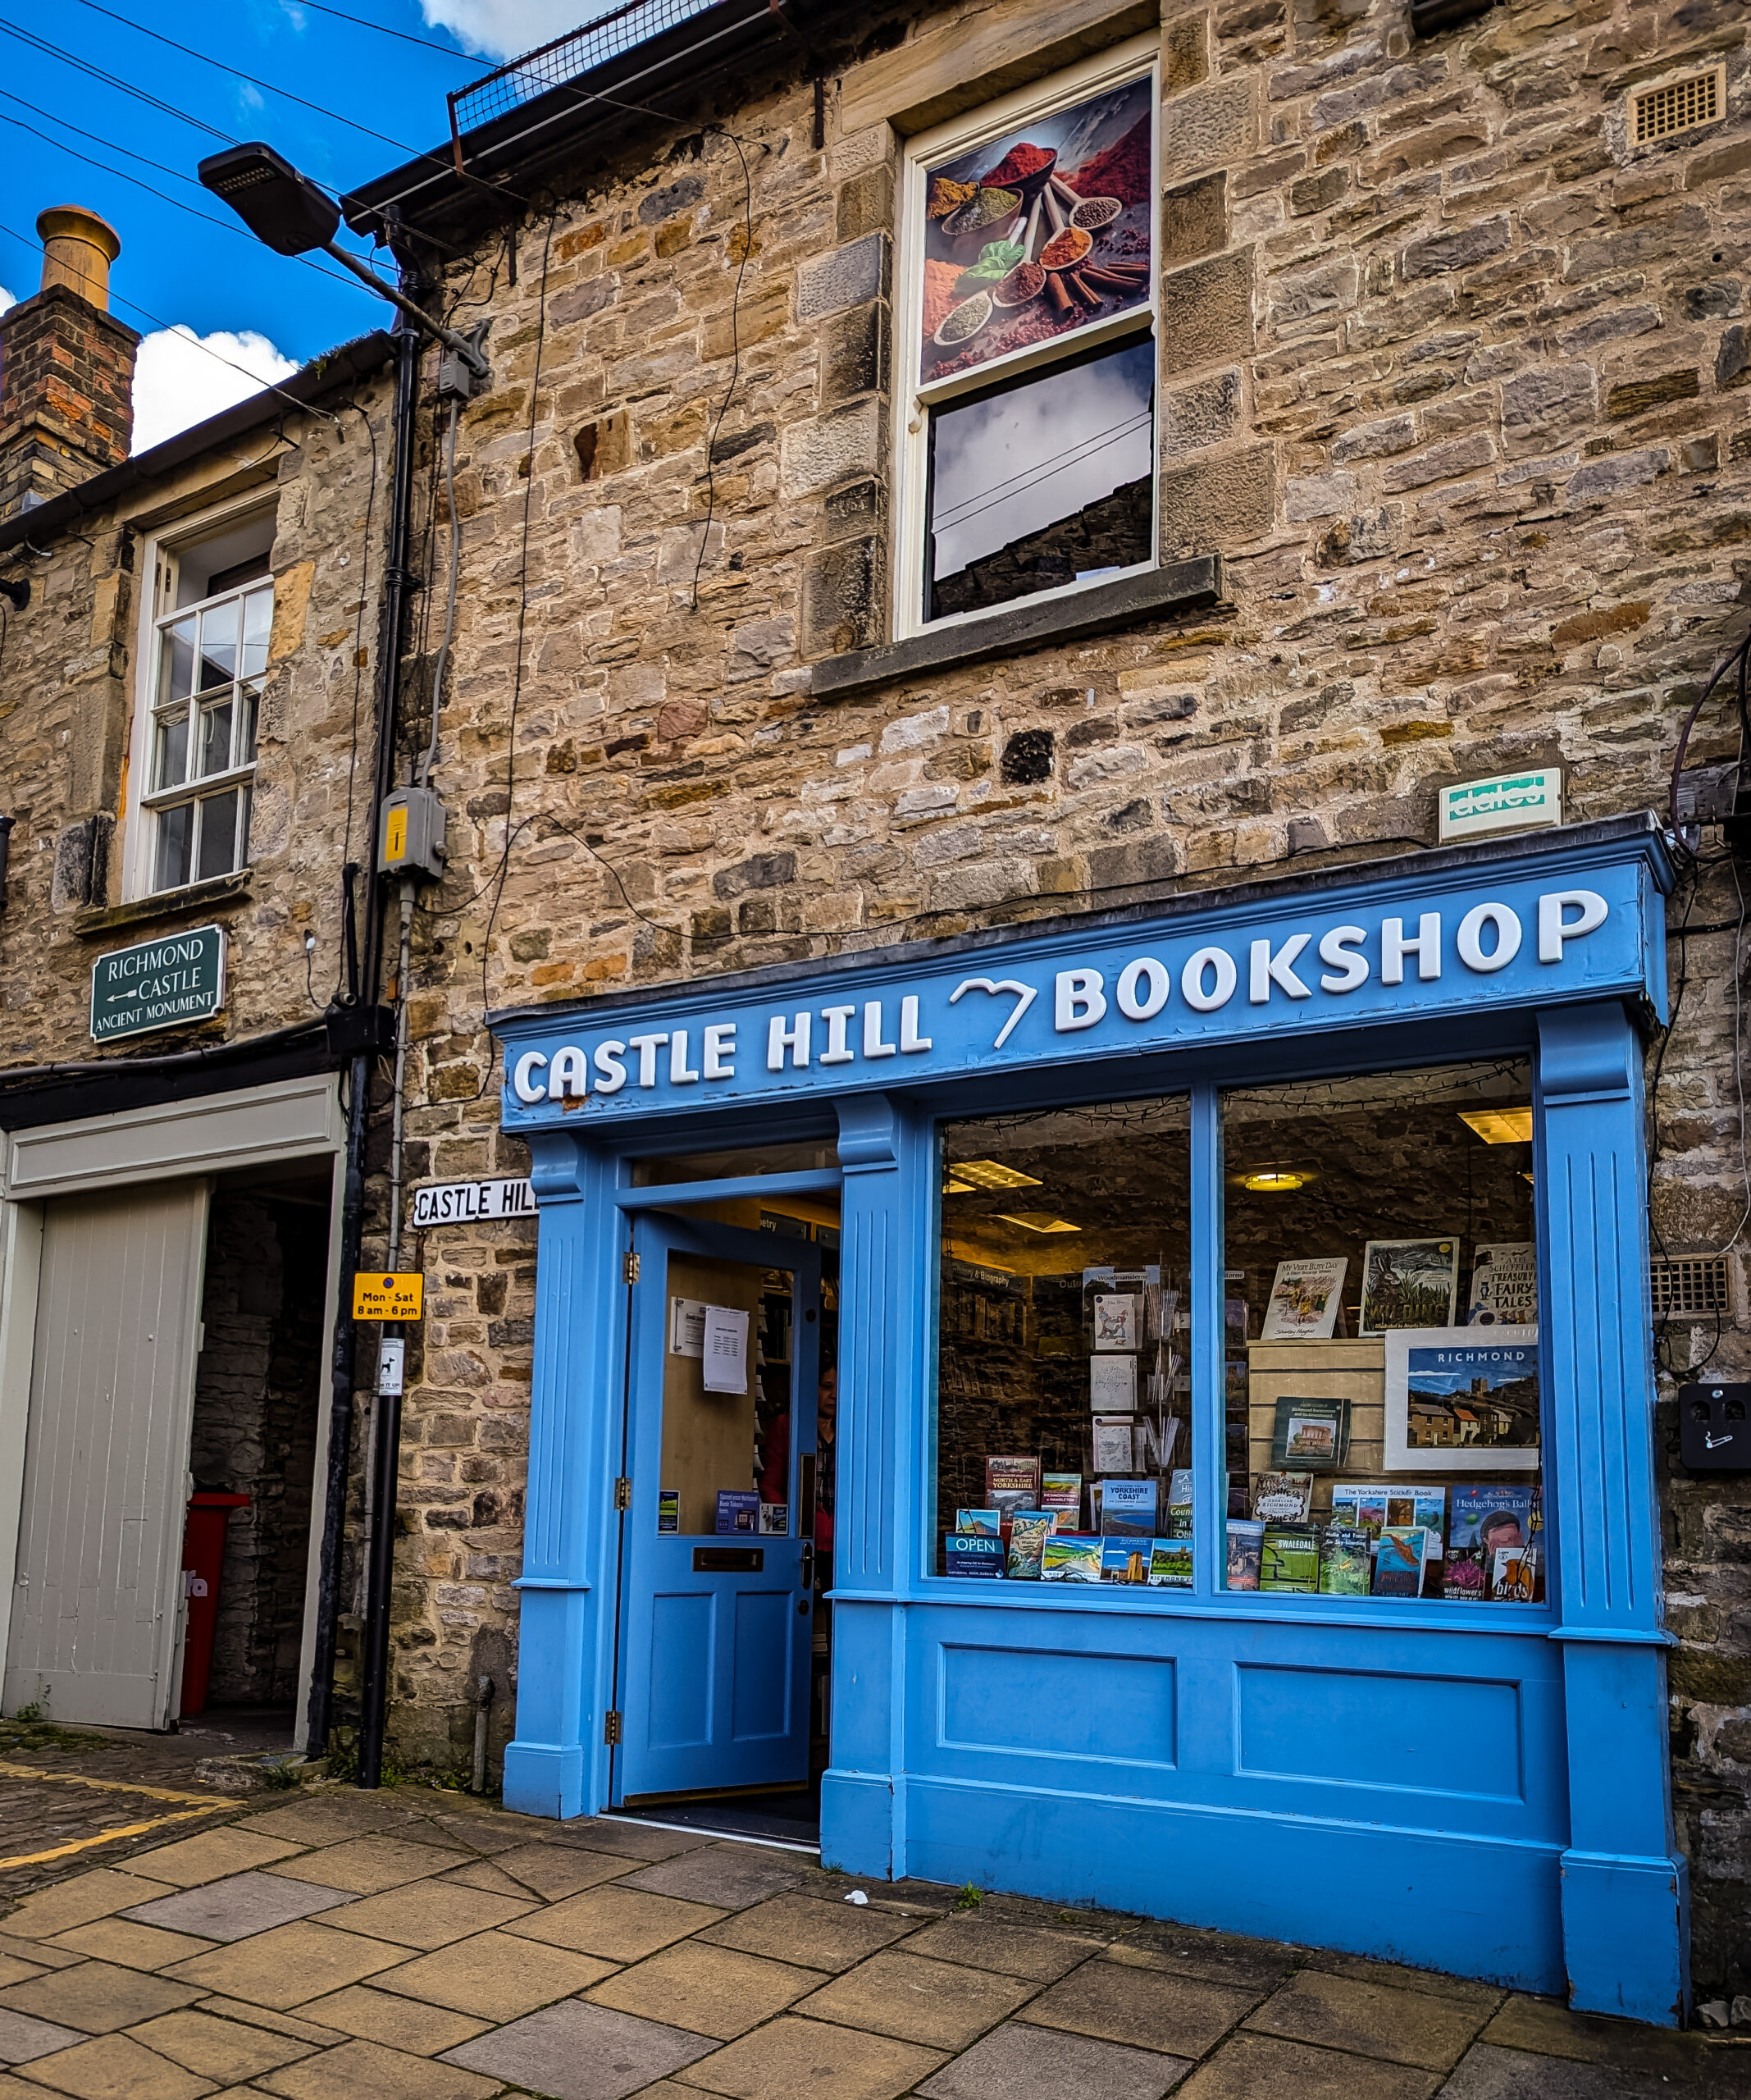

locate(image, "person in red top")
[[759, 1363, 837, 1580]]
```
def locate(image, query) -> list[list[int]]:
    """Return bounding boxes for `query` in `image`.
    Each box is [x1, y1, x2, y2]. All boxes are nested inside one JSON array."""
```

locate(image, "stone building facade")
[[341, 0, 1751, 1993]]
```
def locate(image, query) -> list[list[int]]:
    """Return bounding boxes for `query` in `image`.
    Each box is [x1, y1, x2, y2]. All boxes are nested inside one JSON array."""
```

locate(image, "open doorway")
[[606, 1145, 841, 1849], [178, 1163, 332, 1755]]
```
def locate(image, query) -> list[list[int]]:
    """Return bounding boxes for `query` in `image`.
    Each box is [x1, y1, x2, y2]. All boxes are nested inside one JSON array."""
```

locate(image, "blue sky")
[[0, 0, 599, 445]]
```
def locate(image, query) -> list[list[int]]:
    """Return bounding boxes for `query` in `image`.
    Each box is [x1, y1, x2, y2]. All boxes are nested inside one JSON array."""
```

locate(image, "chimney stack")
[[0, 206, 139, 519]]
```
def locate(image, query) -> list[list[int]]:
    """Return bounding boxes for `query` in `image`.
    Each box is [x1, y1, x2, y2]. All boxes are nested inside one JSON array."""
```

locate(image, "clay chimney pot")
[[36, 205, 122, 311]]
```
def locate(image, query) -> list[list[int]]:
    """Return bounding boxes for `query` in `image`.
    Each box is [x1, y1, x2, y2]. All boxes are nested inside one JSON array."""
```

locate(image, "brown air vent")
[[1651, 1253, 1731, 1320], [1632, 66, 1724, 146]]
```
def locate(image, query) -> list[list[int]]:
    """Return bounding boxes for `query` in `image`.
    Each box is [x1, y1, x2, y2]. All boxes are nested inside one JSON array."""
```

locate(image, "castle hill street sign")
[[90, 925, 227, 1043]]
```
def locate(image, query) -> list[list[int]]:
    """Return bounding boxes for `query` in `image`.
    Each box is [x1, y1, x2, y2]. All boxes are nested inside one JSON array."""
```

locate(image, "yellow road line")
[[0, 1803, 224, 1873], [0, 1760, 227, 1808]]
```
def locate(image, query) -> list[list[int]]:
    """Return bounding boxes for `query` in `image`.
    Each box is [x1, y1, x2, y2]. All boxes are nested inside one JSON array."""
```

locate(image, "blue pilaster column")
[[821, 1091, 925, 1879], [502, 1129, 617, 1819], [1537, 1002, 1688, 2024]]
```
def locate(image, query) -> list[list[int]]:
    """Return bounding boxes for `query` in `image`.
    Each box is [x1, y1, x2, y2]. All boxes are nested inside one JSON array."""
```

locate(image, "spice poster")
[[919, 73, 1154, 384]]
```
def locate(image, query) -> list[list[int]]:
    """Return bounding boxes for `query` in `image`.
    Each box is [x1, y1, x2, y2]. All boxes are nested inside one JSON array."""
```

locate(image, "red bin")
[[179, 1492, 249, 1717]]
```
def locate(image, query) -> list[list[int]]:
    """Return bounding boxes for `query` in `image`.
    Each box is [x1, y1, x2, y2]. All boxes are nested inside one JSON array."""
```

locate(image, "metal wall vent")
[[1652, 1253, 1731, 1318], [1633, 67, 1723, 146]]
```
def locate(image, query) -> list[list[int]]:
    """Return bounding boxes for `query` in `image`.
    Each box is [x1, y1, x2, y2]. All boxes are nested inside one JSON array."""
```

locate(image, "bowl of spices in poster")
[[982, 140, 1058, 203], [1039, 226, 1093, 273], [941, 185, 1022, 246], [992, 259, 1045, 308], [1069, 195, 1123, 232], [932, 288, 994, 349]]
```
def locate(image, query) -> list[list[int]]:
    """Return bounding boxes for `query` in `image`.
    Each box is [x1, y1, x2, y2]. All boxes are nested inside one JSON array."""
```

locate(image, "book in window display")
[[1318, 1524, 1371, 1596], [1250, 1471, 1314, 1524], [1007, 1512, 1053, 1578], [1042, 1533, 1102, 1582], [1359, 1239, 1460, 1335], [1260, 1258, 1348, 1341], [1384, 1329, 1539, 1472], [1042, 1472, 1083, 1525], [1490, 1542, 1542, 1602], [1269, 1395, 1349, 1472], [1225, 1518, 1264, 1591], [1261, 1523, 1320, 1592], [1100, 1478, 1157, 1537], [955, 1508, 1002, 1536], [1091, 1416, 1136, 1474], [1448, 1483, 1539, 1600], [1372, 1526, 1429, 1597], [1466, 1242, 1537, 1326], [1089, 1354, 1138, 1413], [1101, 1539, 1150, 1584], [1092, 1292, 1140, 1351], [1148, 1536, 1193, 1588]]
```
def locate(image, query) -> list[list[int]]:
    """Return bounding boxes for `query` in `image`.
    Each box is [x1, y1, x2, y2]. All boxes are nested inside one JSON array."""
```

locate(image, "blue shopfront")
[[491, 814, 1687, 2025]]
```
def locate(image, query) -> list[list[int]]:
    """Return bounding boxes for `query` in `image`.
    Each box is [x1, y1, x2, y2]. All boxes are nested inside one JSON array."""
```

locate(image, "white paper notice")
[[702, 1305, 750, 1393], [670, 1297, 707, 1358]]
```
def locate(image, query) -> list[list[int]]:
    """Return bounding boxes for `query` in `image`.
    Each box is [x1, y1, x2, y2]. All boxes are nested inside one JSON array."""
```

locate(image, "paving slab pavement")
[[0, 1729, 1745, 2100]]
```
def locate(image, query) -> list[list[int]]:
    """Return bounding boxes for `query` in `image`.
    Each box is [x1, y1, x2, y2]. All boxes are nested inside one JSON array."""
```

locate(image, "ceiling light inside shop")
[[949, 1159, 1044, 1190], [995, 1211, 1082, 1234], [1459, 1107, 1534, 1144], [1242, 1169, 1307, 1192]]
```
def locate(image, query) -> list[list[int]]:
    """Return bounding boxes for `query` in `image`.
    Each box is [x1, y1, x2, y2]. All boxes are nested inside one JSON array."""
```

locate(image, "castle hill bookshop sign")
[[90, 925, 226, 1043]]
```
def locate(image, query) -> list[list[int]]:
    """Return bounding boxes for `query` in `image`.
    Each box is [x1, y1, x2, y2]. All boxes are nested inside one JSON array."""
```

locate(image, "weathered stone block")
[[638, 174, 704, 225], [802, 535, 878, 656], [1605, 370, 1699, 419], [1566, 449, 1668, 503], [1331, 414, 1417, 464], [1402, 217, 1511, 280], [781, 399, 881, 497], [1717, 325, 1751, 390], [1160, 75, 1255, 183], [1290, 167, 1347, 217], [1379, 431, 1496, 493], [797, 234, 888, 320], [550, 276, 615, 329], [1502, 363, 1596, 451], [1160, 250, 1255, 371], [1285, 471, 1357, 521], [1159, 441, 1275, 557], [821, 303, 887, 408], [1164, 368, 1243, 458], [1161, 173, 1228, 269], [837, 166, 895, 244]]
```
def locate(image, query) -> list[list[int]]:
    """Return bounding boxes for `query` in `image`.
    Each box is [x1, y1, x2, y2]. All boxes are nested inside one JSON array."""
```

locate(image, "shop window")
[[1222, 1061, 1544, 1606], [131, 505, 273, 898], [901, 40, 1158, 634], [935, 1097, 1192, 1584]]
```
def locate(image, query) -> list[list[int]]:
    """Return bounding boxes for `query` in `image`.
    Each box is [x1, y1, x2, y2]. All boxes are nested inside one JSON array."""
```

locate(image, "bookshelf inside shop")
[[937, 1059, 1546, 1605]]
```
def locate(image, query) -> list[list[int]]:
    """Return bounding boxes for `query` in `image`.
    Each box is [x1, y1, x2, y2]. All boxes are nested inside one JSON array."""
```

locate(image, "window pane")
[[157, 617, 197, 705], [239, 682, 261, 764], [195, 789, 240, 882], [919, 71, 1153, 388], [153, 710, 189, 792], [198, 698, 234, 778], [1221, 1061, 1543, 1607], [238, 783, 252, 865], [927, 335, 1155, 623], [239, 587, 273, 677], [197, 597, 239, 690], [936, 1097, 1192, 1588], [154, 802, 193, 891]]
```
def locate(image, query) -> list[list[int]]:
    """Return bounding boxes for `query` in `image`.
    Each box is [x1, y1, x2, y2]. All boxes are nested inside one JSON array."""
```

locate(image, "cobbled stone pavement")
[[0, 1722, 1742, 2100]]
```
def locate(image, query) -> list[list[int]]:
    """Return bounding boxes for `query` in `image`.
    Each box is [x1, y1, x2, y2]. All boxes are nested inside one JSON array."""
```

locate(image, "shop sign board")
[[90, 924, 226, 1042], [353, 1271, 423, 1320], [1438, 770, 1562, 843], [496, 828, 1668, 1130], [409, 1177, 536, 1228]]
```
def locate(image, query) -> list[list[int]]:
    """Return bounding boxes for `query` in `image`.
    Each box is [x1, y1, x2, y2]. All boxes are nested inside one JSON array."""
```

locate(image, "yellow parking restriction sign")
[[353, 1271, 423, 1320]]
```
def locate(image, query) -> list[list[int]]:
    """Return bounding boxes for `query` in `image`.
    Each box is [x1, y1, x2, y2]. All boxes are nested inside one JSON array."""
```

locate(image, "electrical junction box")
[[1678, 1382, 1750, 1471], [378, 785, 447, 881]]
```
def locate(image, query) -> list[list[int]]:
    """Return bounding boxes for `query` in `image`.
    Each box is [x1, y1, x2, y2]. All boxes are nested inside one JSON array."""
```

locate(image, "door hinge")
[[623, 1250, 641, 1284], [613, 1477, 633, 1511], [603, 1709, 623, 1745]]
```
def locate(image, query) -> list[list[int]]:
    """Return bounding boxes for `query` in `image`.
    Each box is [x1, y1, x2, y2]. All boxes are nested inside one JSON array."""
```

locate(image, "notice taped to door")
[[670, 1298, 707, 1357], [702, 1305, 750, 1393]]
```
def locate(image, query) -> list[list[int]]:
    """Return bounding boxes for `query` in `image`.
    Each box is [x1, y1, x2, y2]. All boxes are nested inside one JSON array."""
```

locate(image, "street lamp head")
[[198, 144, 340, 257]]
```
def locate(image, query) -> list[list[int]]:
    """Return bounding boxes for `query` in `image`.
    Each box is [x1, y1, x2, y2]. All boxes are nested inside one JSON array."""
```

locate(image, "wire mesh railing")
[[447, 0, 720, 148]]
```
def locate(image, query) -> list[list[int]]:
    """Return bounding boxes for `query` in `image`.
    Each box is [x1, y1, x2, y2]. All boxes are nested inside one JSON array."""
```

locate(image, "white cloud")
[[0, 285, 14, 314], [421, 0, 619, 63], [131, 326, 299, 454]]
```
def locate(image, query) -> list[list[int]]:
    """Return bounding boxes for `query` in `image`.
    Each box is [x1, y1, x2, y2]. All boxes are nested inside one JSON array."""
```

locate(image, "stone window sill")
[[807, 557, 1226, 704], [75, 870, 253, 942]]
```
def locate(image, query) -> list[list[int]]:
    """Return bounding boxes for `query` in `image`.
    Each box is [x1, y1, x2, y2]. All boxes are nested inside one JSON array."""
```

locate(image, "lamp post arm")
[[319, 241, 491, 375]]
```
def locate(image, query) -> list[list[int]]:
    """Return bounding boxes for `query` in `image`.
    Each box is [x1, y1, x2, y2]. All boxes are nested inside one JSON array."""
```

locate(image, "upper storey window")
[[899, 39, 1159, 634], [134, 507, 273, 897]]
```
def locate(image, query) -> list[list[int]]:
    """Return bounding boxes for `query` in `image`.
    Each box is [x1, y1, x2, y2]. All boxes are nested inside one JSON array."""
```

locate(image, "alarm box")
[[1678, 1382, 1750, 1471], [378, 785, 447, 881]]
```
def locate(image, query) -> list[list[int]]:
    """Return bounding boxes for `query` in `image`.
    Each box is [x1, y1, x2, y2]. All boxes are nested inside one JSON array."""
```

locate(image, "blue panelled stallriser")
[[490, 816, 1687, 2025]]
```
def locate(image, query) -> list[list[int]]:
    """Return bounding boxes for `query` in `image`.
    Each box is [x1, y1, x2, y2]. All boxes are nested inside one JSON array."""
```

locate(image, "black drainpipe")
[[304, 304, 423, 1762]]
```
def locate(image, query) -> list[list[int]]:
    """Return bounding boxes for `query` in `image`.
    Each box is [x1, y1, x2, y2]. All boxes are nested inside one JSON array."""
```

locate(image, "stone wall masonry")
[[0, 372, 397, 1061]]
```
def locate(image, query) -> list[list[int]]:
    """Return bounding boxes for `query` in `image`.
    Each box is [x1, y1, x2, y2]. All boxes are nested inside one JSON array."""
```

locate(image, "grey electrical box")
[[378, 785, 447, 881]]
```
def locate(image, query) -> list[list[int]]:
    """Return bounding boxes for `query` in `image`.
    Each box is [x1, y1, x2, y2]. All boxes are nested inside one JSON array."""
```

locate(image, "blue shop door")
[[613, 1213, 819, 1803]]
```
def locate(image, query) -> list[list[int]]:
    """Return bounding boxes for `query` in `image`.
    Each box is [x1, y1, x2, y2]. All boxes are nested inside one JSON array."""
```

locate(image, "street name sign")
[[410, 1177, 536, 1228], [90, 924, 226, 1042]]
